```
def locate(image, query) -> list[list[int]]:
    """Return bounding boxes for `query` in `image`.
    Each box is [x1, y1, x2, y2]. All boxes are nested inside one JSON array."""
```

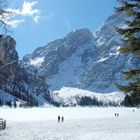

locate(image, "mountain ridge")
[[22, 14, 130, 93], [1, 13, 138, 106]]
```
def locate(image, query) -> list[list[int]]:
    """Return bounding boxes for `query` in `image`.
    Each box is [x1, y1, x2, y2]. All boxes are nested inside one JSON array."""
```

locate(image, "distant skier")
[[61, 116, 64, 122], [58, 116, 60, 122]]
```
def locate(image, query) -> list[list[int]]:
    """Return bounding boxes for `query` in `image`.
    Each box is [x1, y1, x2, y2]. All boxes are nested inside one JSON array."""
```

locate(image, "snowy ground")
[[0, 107, 140, 140]]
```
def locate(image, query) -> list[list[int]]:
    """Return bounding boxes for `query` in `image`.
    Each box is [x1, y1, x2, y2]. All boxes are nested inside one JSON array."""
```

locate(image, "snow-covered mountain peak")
[[66, 28, 92, 39], [65, 28, 93, 47], [52, 87, 124, 106], [22, 13, 139, 96], [94, 13, 125, 47]]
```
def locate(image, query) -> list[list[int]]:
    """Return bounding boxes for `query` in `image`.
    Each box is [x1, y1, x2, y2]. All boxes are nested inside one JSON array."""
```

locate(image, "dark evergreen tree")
[[0, 97, 2, 106], [13, 100, 17, 108], [123, 94, 133, 106], [6, 101, 12, 107], [115, 0, 140, 106]]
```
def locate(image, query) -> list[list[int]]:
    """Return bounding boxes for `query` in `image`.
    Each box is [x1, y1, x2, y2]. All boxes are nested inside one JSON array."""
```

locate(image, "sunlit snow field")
[[0, 107, 140, 140]]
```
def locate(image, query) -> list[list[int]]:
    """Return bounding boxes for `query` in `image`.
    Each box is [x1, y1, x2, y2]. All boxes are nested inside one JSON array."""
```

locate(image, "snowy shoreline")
[[0, 107, 138, 122]]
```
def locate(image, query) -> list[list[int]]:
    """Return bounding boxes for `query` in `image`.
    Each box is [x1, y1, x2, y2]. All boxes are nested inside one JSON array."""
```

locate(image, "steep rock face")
[[22, 29, 97, 90], [0, 36, 18, 82], [23, 29, 94, 77], [22, 13, 140, 94], [0, 36, 18, 87], [78, 14, 125, 92], [0, 35, 50, 106], [78, 14, 140, 92]]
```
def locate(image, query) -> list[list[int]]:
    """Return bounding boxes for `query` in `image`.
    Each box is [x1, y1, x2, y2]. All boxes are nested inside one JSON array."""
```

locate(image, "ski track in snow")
[[0, 107, 140, 140]]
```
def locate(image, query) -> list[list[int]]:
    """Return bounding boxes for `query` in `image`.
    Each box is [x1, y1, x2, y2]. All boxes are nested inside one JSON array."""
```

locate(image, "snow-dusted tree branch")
[[0, 0, 9, 34]]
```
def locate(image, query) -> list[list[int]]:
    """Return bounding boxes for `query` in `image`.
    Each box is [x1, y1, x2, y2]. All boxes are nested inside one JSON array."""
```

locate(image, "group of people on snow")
[[114, 109, 135, 117], [58, 116, 64, 122], [114, 113, 119, 117]]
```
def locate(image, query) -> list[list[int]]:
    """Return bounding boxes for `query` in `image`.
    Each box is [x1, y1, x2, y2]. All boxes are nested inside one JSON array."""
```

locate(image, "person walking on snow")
[[61, 116, 64, 122], [58, 116, 60, 122]]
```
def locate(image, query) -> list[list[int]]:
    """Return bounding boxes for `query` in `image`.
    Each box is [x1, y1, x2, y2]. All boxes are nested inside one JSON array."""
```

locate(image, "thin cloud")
[[65, 18, 71, 31], [6, 19, 25, 28], [20, 1, 40, 16], [33, 12, 55, 23], [7, 1, 40, 16], [0, 12, 22, 28], [5, 0, 40, 28], [33, 15, 40, 23], [46, 12, 54, 20]]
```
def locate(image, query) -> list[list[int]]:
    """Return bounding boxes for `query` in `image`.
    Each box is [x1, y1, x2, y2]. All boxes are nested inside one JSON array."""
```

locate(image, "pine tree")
[[115, 0, 140, 106]]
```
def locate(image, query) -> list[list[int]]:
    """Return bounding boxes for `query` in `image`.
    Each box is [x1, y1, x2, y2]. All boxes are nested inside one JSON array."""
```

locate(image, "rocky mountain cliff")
[[1, 13, 139, 107], [0, 36, 50, 106], [22, 13, 140, 94]]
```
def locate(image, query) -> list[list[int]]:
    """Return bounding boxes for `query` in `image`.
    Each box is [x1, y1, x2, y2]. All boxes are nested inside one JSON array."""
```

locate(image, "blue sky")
[[6, 0, 118, 59]]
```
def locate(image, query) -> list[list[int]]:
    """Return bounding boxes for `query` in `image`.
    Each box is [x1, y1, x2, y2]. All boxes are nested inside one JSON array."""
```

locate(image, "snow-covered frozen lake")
[[0, 107, 140, 140]]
